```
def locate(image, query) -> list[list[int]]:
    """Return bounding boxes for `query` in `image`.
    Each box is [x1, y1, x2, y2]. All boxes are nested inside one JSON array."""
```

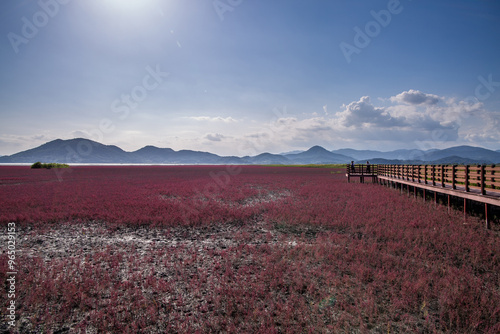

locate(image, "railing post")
[[480, 165, 485, 195], [465, 165, 470, 192], [418, 165, 421, 183], [492, 164, 496, 190], [441, 165, 445, 187], [424, 165, 428, 184], [432, 165, 436, 186], [452, 165, 456, 189]]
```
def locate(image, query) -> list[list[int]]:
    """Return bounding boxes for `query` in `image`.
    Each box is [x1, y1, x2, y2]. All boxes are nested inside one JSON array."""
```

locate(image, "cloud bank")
[[0, 90, 496, 156], [195, 89, 494, 154]]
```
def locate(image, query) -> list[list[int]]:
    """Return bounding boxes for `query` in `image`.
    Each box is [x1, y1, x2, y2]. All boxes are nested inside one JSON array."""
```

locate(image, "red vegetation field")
[[1, 165, 499, 333]]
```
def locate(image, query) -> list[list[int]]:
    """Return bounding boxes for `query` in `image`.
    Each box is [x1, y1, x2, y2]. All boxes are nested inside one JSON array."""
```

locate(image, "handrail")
[[346, 164, 378, 175], [346, 164, 378, 183], [376, 164, 500, 196]]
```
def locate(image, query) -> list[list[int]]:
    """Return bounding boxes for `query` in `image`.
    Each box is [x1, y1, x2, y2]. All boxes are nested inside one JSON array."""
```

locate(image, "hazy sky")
[[1, 0, 499, 156]]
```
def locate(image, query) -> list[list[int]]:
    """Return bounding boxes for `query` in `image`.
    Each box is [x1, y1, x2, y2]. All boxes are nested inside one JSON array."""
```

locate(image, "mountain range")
[[0, 138, 499, 165]]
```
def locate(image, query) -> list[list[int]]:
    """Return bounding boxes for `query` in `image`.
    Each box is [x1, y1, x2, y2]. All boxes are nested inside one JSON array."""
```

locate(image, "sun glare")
[[101, 0, 161, 13]]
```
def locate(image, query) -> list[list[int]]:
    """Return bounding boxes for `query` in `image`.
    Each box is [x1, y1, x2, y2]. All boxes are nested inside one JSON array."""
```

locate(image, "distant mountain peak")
[[306, 145, 329, 153], [135, 145, 173, 152]]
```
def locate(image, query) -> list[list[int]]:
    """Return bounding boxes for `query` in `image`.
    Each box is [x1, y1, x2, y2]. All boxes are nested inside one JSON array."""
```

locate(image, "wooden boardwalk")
[[346, 164, 500, 228]]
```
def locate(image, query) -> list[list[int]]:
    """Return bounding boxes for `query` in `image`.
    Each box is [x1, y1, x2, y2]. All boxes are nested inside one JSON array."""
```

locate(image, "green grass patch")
[[31, 162, 70, 169]]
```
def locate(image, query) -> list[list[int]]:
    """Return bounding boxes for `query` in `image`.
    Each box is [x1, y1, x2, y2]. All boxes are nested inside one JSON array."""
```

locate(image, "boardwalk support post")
[[464, 198, 467, 221], [485, 203, 490, 229]]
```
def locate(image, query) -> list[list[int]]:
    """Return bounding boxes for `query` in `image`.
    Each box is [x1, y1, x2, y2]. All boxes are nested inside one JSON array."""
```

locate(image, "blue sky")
[[1, 0, 499, 156]]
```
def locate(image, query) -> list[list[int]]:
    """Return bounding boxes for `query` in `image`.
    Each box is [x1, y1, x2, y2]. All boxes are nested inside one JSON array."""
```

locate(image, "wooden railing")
[[346, 164, 378, 183], [377, 164, 500, 196], [346, 164, 378, 175]]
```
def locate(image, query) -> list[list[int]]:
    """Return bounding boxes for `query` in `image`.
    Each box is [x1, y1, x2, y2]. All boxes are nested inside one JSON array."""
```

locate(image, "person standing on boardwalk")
[[351, 161, 355, 173], [366, 161, 370, 173]]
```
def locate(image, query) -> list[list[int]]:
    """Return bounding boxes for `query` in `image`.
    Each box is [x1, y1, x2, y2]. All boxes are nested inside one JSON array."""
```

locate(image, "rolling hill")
[[0, 139, 499, 165]]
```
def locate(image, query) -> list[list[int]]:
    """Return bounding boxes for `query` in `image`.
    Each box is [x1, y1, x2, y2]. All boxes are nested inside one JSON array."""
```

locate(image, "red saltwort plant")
[[0, 165, 499, 333]]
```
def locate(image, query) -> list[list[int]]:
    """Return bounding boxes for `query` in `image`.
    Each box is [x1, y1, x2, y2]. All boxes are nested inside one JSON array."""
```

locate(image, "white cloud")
[[390, 89, 440, 105], [0, 133, 56, 155], [462, 111, 500, 144], [336, 96, 407, 128], [71, 131, 91, 139], [187, 116, 237, 123], [205, 133, 226, 142]]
